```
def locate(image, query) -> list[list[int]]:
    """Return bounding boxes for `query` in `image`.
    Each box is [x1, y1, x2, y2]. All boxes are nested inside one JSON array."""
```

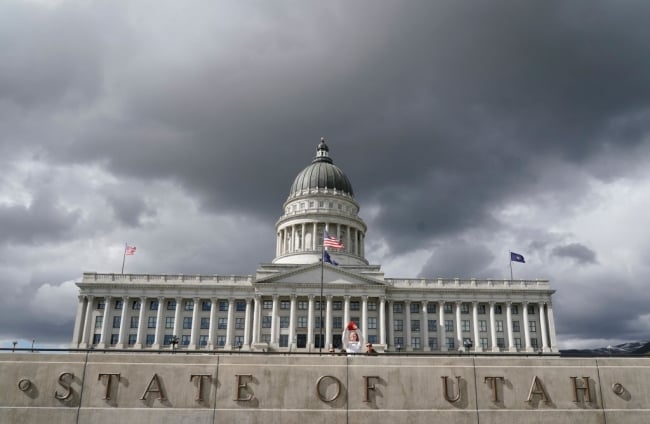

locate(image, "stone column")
[[252, 296, 260, 345], [379, 297, 386, 346], [325, 296, 333, 349], [438, 301, 447, 352], [98, 296, 112, 348], [173, 297, 183, 344], [405, 300, 412, 351], [189, 297, 200, 349], [455, 301, 463, 351], [307, 295, 314, 350], [301, 223, 306, 251], [153, 296, 165, 349], [270, 295, 279, 346], [489, 302, 498, 352], [523, 302, 532, 351], [81, 295, 95, 347], [225, 298, 236, 349], [117, 296, 130, 348], [243, 298, 252, 348], [506, 302, 515, 352], [312, 223, 317, 250], [472, 302, 481, 352], [72, 295, 86, 346], [343, 296, 350, 326], [421, 300, 429, 351], [539, 302, 549, 352], [361, 296, 368, 342], [547, 301, 558, 351], [387, 300, 394, 350], [135, 296, 147, 349], [289, 295, 296, 349], [346, 226, 351, 254], [208, 297, 218, 349]]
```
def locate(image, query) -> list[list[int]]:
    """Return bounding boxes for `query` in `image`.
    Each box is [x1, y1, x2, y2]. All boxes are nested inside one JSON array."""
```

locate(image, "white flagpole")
[[319, 230, 325, 355], [121, 243, 128, 274], [509, 251, 514, 281]]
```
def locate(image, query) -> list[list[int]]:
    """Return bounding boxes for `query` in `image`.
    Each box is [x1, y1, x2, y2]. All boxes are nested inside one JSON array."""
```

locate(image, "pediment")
[[254, 263, 385, 287]]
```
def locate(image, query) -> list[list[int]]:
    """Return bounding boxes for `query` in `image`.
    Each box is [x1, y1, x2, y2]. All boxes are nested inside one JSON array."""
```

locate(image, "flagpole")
[[509, 251, 513, 281], [319, 232, 325, 355], [121, 243, 127, 275]]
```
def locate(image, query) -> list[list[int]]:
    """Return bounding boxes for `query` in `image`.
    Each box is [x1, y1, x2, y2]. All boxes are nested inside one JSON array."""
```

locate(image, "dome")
[[289, 139, 354, 198]]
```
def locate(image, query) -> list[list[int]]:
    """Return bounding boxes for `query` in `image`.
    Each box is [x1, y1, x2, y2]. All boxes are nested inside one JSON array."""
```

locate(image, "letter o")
[[612, 383, 625, 395], [316, 375, 341, 403], [18, 379, 32, 392]]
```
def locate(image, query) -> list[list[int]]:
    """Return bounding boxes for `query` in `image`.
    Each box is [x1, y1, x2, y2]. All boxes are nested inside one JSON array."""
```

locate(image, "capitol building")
[[71, 139, 557, 354]]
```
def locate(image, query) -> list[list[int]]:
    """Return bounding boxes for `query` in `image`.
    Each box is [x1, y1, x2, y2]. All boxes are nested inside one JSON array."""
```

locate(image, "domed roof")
[[289, 138, 354, 198]]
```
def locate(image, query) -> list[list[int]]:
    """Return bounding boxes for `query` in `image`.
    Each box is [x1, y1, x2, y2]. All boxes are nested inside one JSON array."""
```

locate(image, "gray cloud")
[[552, 243, 598, 265]]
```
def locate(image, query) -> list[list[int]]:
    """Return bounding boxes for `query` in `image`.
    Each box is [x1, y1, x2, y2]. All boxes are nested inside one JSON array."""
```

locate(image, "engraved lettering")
[[612, 383, 625, 395], [441, 376, 462, 403], [17, 379, 31, 392], [527, 376, 550, 404], [140, 374, 166, 401], [363, 376, 379, 402], [234, 374, 254, 401], [55, 372, 74, 401], [190, 374, 212, 402], [98, 373, 121, 400], [316, 375, 342, 403], [570, 376, 592, 403], [484, 376, 505, 402]]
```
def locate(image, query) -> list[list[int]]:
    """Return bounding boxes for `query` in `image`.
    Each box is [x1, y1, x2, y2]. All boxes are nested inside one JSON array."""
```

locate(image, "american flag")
[[323, 231, 344, 249], [125, 245, 137, 255]]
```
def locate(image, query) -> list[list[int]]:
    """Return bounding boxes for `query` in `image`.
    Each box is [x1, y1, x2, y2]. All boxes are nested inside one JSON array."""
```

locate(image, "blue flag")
[[323, 250, 339, 266], [510, 252, 525, 263]]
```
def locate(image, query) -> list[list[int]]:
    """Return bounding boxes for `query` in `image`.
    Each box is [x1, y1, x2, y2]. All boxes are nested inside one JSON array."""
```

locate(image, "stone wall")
[[1, 352, 648, 423]]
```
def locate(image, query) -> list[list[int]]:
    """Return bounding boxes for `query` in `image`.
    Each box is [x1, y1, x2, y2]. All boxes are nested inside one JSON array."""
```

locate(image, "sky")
[[2, 0, 650, 351]]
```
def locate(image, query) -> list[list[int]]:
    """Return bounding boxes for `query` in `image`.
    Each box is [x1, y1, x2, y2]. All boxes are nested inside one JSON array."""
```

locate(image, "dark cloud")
[[418, 240, 497, 279], [552, 243, 598, 265]]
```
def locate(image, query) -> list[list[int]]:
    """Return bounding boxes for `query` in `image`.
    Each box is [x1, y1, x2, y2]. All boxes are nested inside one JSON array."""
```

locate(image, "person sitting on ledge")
[[366, 343, 378, 356], [342, 321, 364, 354]]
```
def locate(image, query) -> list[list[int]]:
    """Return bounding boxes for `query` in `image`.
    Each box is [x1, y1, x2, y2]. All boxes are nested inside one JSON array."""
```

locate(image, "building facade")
[[71, 139, 557, 353]]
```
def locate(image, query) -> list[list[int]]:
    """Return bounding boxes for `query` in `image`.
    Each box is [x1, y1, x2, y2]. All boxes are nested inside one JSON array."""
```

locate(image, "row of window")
[[94, 333, 245, 347], [286, 200, 356, 214], [392, 303, 536, 315], [392, 319, 537, 333], [97, 316, 247, 330], [98, 299, 249, 312], [393, 337, 540, 350]]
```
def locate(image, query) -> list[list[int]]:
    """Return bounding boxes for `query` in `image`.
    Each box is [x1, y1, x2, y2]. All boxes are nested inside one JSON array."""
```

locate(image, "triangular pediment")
[[254, 263, 385, 287]]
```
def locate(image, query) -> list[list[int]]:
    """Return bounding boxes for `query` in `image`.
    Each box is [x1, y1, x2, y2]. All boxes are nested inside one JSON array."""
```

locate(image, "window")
[[297, 301, 308, 310], [218, 318, 228, 329], [479, 320, 488, 332], [394, 337, 404, 348], [163, 335, 174, 345], [97, 300, 105, 310], [280, 300, 290, 310], [309, 201, 314, 208], [427, 302, 437, 313], [279, 335, 289, 347], [393, 320, 403, 331], [95, 316, 103, 328], [314, 316, 322, 328], [147, 317, 156, 328], [165, 317, 174, 329], [219, 301, 228, 311], [319, 201, 324, 207], [146, 334, 155, 346], [262, 316, 272, 328], [368, 317, 377, 329], [150, 300, 159, 311], [263, 301, 272, 309], [333, 301, 342, 310], [181, 335, 190, 346], [462, 320, 470, 332], [280, 316, 289, 328], [429, 337, 438, 350], [528, 305, 536, 315], [461, 303, 470, 314], [495, 305, 503, 314], [368, 335, 378, 344], [367, 301, 377, 311], [235, 317, 245, 329], [444, 320, 454, 332], [350, 301, 360, 311], [514, 338, 522, 349], [393, 303, 403, 313], [93, 334, 101, 344], [234, 335, 244, 347], [480, 338, 489, 349], [529, 321, 537, 332], [216, 336, 226, 347], [314, 301, 322, 310], [184, 300, 194, 311], [410, 303, 420, 314], [511, 305, 519, 315], [236, 301, 246, 312], [130, 316, 138, 328], [444, 303, 453, 314], [167, 300, 176, 310], [112, 316, 121, 328], [199, 335, 208, 347], [497, 338, 505, 348], [115, 300, 123, 310], [496, 320, 504, 333], [513, 321, 520, 332], [412, 337, 421, 349], [183, 317, 192, 329], [428, 319, 437, 332], [202, 301, 211, 311], [531, 338, 539, 349], [351, 317, 360, 327], [128, 334, 136, 345], [333, 316, 342, 329], [478, 304, 486, 314], [132, 300, 141, 310], [200, 317, 210, 329], [446, 337, 455, 349], [411, 320, 420, 332], [261, 334, 271, 343], [110, 334, 119, 345], [297, 317, 308, 328]]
